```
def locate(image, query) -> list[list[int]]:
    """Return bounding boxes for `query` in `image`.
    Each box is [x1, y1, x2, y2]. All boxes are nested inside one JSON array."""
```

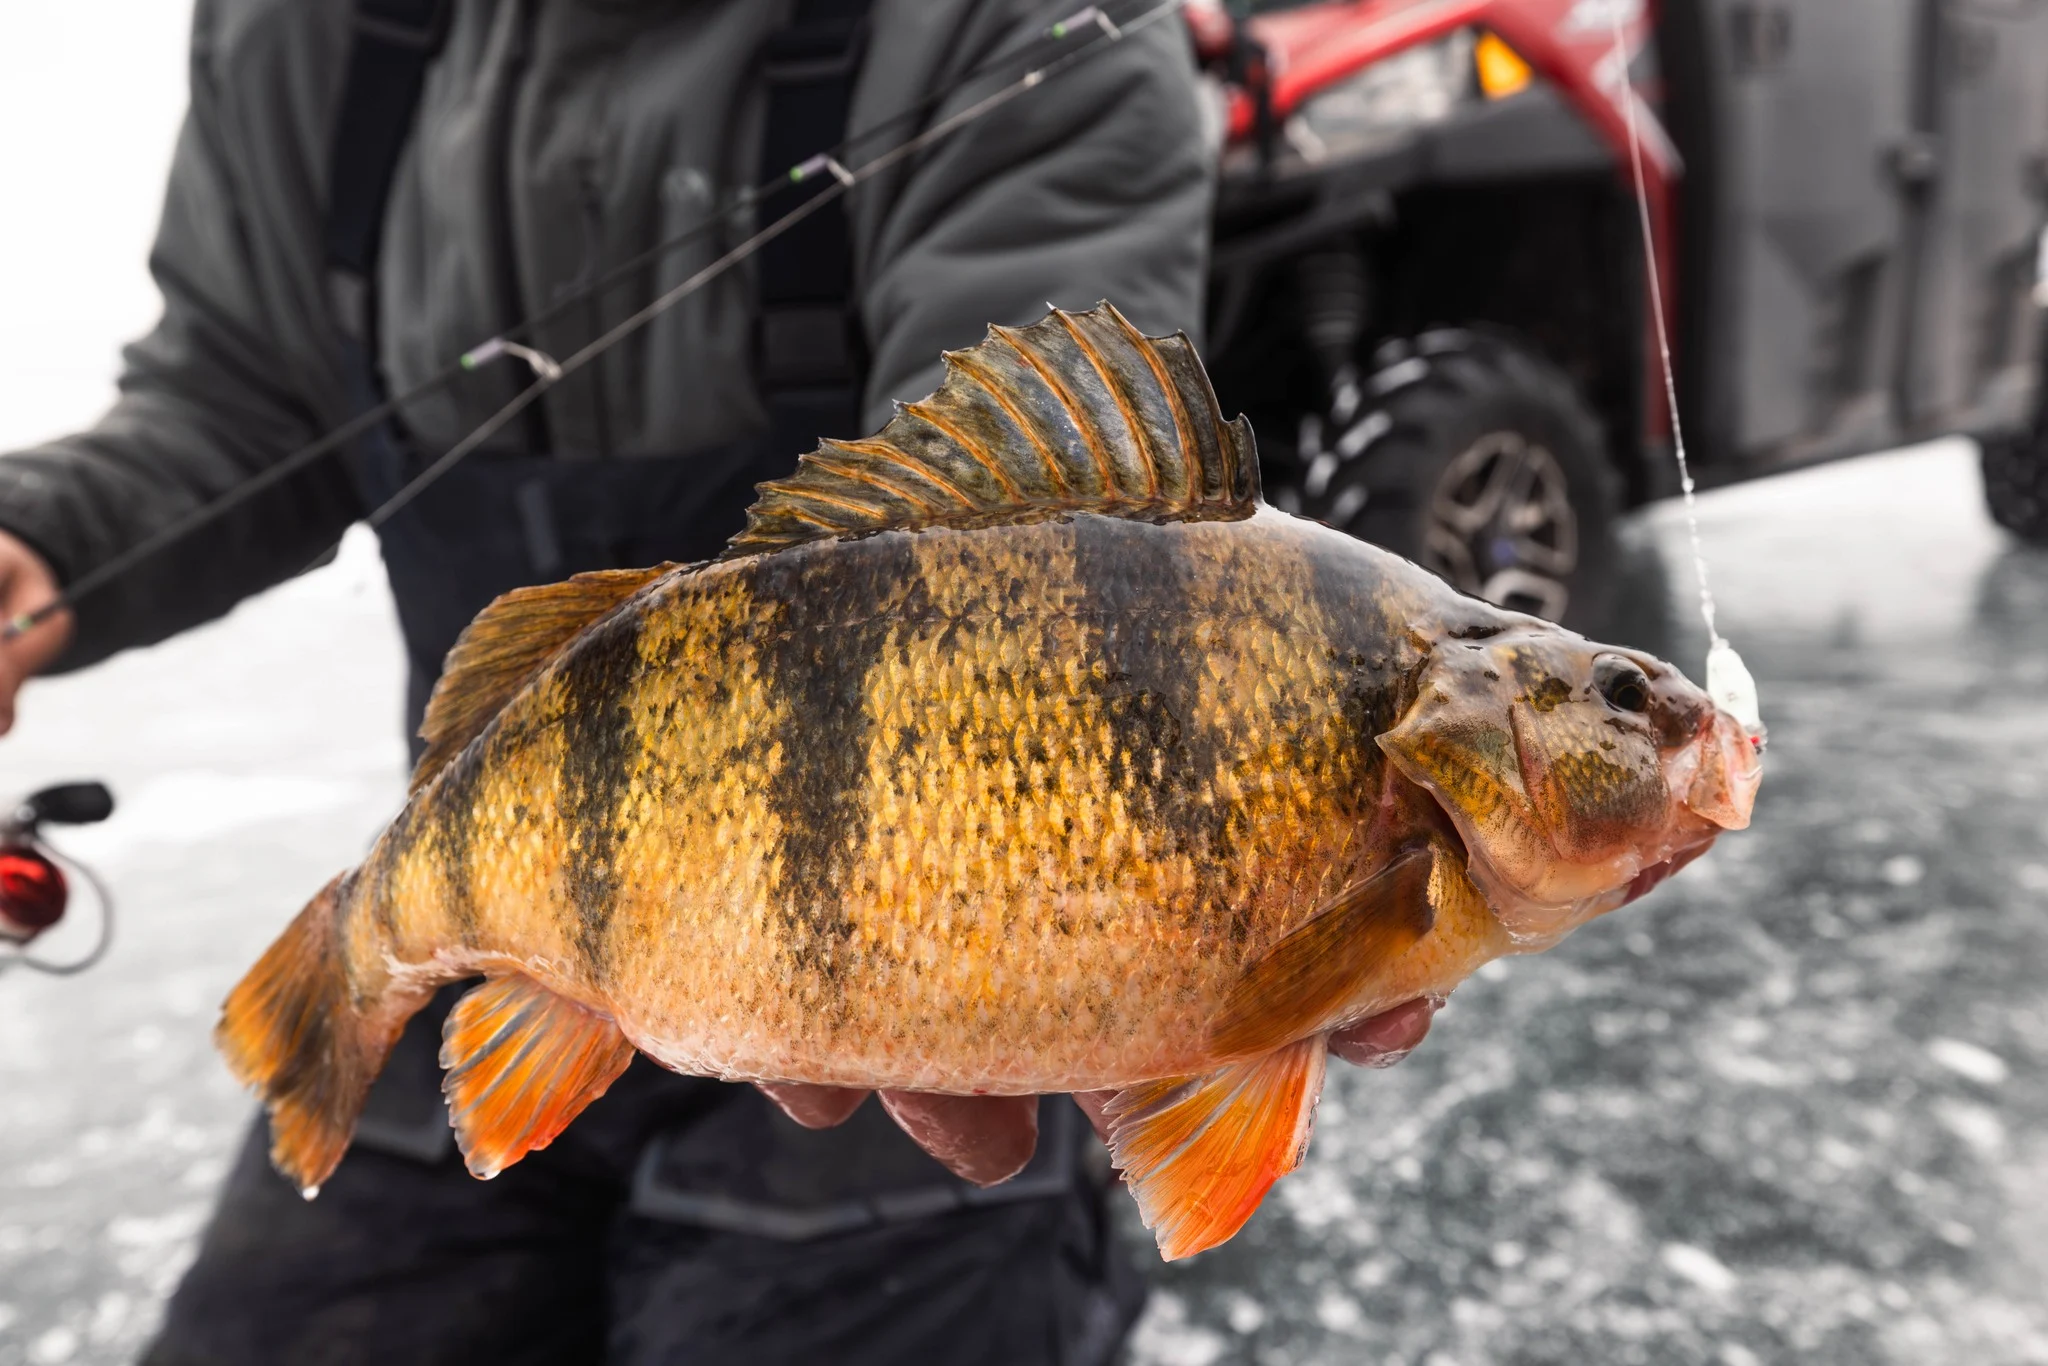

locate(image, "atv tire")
[[1981, 428, 2048, 544], [1275, 330, 1621, 630]]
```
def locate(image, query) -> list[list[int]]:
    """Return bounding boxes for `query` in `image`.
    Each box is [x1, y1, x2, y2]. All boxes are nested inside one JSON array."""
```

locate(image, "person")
[[0, 0, 1442, 1361]]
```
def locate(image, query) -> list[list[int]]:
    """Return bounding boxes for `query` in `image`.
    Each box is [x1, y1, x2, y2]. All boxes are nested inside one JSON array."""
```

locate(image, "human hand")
[[755, 996, 1444, 1184], [0, 531, 70, 735]]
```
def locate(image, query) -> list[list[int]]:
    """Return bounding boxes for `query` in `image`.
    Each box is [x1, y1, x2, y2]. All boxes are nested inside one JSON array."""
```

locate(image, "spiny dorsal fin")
[[411, 565, 671, 791], [723, 301, 1261, 559]]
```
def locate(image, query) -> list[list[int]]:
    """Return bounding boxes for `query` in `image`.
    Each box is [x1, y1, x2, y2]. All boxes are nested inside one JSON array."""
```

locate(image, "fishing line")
[[1941, 0, 2048, 18], [0, 839, 114, 979], [1, 0, 1184, 640], [1604, 3, 1764, 741], [368, 0, 1186, 526]]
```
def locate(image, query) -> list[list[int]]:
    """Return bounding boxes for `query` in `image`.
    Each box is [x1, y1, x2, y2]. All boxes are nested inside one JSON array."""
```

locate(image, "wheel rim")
[[1421, 431, 1577, 619]]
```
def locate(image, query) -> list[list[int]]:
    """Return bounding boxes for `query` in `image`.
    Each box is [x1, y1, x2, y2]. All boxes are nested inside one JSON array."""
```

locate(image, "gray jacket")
[[0, 0, 1212, 669]]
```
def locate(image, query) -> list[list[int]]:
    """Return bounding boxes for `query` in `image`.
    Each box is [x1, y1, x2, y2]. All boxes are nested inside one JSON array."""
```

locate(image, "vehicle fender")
[[1223, 0, 1679, 445]]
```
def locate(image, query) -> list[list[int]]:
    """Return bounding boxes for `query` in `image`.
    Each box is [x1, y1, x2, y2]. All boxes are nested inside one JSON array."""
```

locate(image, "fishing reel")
[[0, 781, 115, 976]]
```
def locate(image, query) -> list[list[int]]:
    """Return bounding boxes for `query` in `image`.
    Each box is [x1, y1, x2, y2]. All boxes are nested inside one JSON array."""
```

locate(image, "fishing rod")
[[2, 0, 1183, 640]]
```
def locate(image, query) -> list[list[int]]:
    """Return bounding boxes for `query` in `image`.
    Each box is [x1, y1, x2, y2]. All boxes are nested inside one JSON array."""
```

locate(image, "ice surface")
[[1121, 445, 2048, 1364]]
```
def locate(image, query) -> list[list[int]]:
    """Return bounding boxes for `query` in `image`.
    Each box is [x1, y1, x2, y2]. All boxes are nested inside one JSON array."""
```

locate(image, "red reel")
[[0, 843, 68, 941], [0, 785, 112, 964]]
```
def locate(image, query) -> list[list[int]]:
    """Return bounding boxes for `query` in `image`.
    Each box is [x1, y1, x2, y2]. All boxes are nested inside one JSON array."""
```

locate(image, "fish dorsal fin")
[[440, 975, 637, 1179], [1207, 843, 1439, 1061], [723, 301, 1261, 559], [411, 566, 671, 792], [1105, 1035, 1328, 1260]]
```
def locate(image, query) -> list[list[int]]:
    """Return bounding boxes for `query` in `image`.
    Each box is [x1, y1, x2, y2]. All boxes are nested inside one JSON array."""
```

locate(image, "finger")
[[1328, 996, 1441, 1069], [8, 610, 73, 679], [878, 1090, 1038, 1187], [0, 645, 31, 738], [1073, 1090, 1116, 1145], [0, 569, 71, 738], [755, 1081, 870, 1129]]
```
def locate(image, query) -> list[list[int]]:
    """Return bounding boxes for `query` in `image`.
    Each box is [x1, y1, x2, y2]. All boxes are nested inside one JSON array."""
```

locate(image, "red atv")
[[1196, 0, 2048, 625]]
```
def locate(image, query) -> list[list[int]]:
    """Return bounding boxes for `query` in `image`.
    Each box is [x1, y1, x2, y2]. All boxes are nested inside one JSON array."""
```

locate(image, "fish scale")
[[373, 511, 1437, 1083], [215, 304, 1760, 1261]]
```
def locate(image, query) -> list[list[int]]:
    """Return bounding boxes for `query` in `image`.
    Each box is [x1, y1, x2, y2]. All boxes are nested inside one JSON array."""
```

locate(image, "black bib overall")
[[142, 3, 1144, 1361]]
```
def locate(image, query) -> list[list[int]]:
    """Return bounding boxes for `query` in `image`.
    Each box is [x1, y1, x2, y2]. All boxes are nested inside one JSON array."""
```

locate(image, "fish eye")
[[1594, 656, 1651, 713]]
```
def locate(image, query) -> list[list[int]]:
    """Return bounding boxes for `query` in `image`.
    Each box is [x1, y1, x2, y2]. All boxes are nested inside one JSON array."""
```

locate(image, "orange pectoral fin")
[[440, 976, 637, 1179], [1206, 845, 1437, 1061], [1104, 1035, 1328, 1261]]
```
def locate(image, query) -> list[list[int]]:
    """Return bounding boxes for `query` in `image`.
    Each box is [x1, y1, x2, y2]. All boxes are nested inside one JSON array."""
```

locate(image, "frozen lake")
[[1124, 445, 2048, 1366], [5, 441, 2046, 1366]]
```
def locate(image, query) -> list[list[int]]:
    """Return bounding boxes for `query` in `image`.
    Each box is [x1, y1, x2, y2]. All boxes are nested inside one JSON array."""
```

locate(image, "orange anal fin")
[[1207, 844, 1437, 1060], [440, 976, 636, 1179], [1105, 1036, 1328, 1261]]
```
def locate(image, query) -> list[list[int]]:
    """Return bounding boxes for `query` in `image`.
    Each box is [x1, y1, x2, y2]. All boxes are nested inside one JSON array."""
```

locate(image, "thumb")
[[0, 538, 73, 737], [0, 655, 18, 736]]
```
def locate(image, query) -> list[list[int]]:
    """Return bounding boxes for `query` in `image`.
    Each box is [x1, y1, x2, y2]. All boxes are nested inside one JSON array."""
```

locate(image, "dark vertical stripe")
[[553, 607, 648, 981], [751, 533, 929, 981], [368, 809, 412, 942], [371, 782, 475, 946], [429, 749, 484, 943], [1298, 523, 1435, 795], [1068, 515, 1247, 944]]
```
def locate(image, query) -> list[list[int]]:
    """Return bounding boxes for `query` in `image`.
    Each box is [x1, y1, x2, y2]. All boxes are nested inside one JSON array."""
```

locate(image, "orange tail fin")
[[214, 873, 408, 1197]]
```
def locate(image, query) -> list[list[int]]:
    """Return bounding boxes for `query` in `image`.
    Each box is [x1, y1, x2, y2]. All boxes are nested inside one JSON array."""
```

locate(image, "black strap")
[[753, 0, 873, 397], [324, 0, 453, 340], [322, 0, 872, 437]]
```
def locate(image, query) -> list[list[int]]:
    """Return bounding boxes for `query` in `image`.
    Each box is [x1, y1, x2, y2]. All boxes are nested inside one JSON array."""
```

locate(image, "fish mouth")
[[1619, 837, 1714, 906], [1401, 768, 1472, 864], [1391, 771, 1575, 946], [1398, 768, 1720, 948], [1681, 710, 1763, 831]]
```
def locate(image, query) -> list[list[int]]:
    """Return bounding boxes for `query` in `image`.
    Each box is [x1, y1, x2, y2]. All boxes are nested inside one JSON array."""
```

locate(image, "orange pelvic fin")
[[1104, 1036, 1328, 1261], [1207, 844, 1437, 1060], [216, 872, 408, 1197], [412, 565, 670, 792], [440, 975, 637, 1179]]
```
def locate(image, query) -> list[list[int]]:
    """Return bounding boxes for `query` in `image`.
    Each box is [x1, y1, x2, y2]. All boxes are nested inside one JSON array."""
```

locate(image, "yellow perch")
[[218, 304, 1761, 1260]]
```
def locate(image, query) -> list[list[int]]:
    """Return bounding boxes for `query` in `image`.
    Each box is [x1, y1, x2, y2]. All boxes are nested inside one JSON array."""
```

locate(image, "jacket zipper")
[[490, 0, 553, 456]]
